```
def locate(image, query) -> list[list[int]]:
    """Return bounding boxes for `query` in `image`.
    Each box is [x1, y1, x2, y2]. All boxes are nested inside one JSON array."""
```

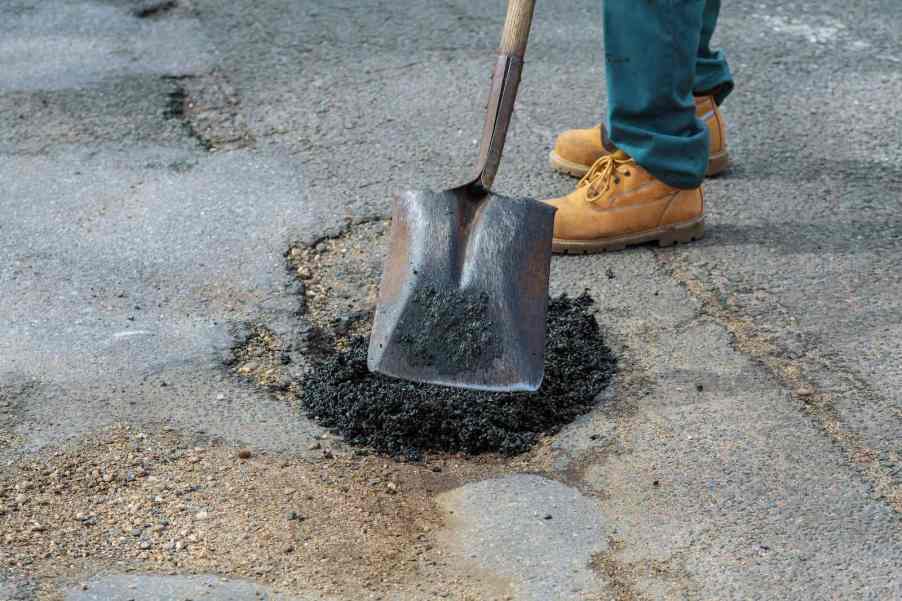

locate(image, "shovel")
[[367, 0, 555, 392]]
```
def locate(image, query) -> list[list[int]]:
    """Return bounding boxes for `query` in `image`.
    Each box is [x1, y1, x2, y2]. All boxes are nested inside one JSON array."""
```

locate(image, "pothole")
[[242, 221, 617, 461], [288, 220, 387, 331]]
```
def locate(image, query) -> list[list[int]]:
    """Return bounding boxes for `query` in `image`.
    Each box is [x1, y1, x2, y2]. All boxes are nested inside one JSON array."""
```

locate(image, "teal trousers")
[[604, 0, 733, 189]]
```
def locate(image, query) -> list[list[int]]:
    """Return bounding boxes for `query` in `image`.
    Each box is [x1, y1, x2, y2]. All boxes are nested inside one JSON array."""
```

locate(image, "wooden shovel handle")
[[470, 0, 537, 190], [498, 0, 536, 57]]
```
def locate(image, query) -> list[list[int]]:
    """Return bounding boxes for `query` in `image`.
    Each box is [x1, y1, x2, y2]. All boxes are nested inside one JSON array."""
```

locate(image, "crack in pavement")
[[660, 253, 902, 514], [134, 0, 179, 19], [163, 70, 255, 151]]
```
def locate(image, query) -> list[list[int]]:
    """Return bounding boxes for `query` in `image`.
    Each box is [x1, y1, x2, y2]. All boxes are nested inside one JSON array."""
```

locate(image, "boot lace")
[[578, 153, 634, 203]]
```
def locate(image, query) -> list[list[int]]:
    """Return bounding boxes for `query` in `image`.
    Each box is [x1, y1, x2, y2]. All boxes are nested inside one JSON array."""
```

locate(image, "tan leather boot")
[[543, 150, 705, 254], [549, 94, 729, 178]]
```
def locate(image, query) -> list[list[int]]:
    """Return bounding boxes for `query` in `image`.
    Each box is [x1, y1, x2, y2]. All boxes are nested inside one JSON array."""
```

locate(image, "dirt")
[[0, 426, 521, 601], [394, 287, 501, 375], [300, 294, 616, 461], [226, 324, 295, 397]]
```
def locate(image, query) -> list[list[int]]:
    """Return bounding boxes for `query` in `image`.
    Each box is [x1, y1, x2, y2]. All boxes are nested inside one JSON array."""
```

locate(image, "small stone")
[[139, 540, 152, 550], [283, 488, 295, 496], [30, 523, 45, 532], [431, 466, 442, 473], [322, 449, 334, 459], [282, 544, 295, 554], [386, 482, 398, 494], [795, 386, 815, 398], [237, 448, 252, 459], [239, 361, 259, 374], [286, 511, 299, 521], [131, 528, 143, 537], [14, 494, 27, 505], [195, 510, 209, 520], [308, 442, 321, 451]]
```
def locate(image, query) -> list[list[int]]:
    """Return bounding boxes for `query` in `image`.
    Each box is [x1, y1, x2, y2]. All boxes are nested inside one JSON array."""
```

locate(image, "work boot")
[[543, 150, 705, 254], [548, 94, 729, 178]]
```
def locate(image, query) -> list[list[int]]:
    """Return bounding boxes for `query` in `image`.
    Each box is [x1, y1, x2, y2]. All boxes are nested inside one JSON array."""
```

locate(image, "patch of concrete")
[[0, 147, 338, 455], [437, 474, 611, 601], [65, 574, 321, 601], [0, 75, 197, 153], [0, 0, 209, 91]]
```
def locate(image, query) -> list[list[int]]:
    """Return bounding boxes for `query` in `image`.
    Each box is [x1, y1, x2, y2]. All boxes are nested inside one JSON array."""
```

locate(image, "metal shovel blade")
[[367, 184, 556, 392]]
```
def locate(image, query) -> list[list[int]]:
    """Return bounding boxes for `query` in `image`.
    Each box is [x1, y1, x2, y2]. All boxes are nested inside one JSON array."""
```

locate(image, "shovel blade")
[[368, 186, 556, 392]]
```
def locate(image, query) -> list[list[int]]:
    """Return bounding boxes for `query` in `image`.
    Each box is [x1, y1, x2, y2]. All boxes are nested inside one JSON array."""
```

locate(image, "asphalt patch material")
[[300, 294, 616, 460], [395, 287, 501, 376]]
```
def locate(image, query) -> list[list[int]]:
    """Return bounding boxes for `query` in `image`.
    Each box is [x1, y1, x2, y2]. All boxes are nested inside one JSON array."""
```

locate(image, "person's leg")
[[543, 1, 710, 253], [603, 0, 708, 190], [694, 0, 733, 104]]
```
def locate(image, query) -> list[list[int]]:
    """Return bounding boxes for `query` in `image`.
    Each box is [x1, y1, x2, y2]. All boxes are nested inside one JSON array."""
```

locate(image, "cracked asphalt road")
[[1, 0, 900, 600]]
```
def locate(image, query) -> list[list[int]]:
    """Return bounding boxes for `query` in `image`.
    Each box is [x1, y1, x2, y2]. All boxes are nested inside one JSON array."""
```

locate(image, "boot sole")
[[552, 218, 705, 255], [549, 150, 731, 179]]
